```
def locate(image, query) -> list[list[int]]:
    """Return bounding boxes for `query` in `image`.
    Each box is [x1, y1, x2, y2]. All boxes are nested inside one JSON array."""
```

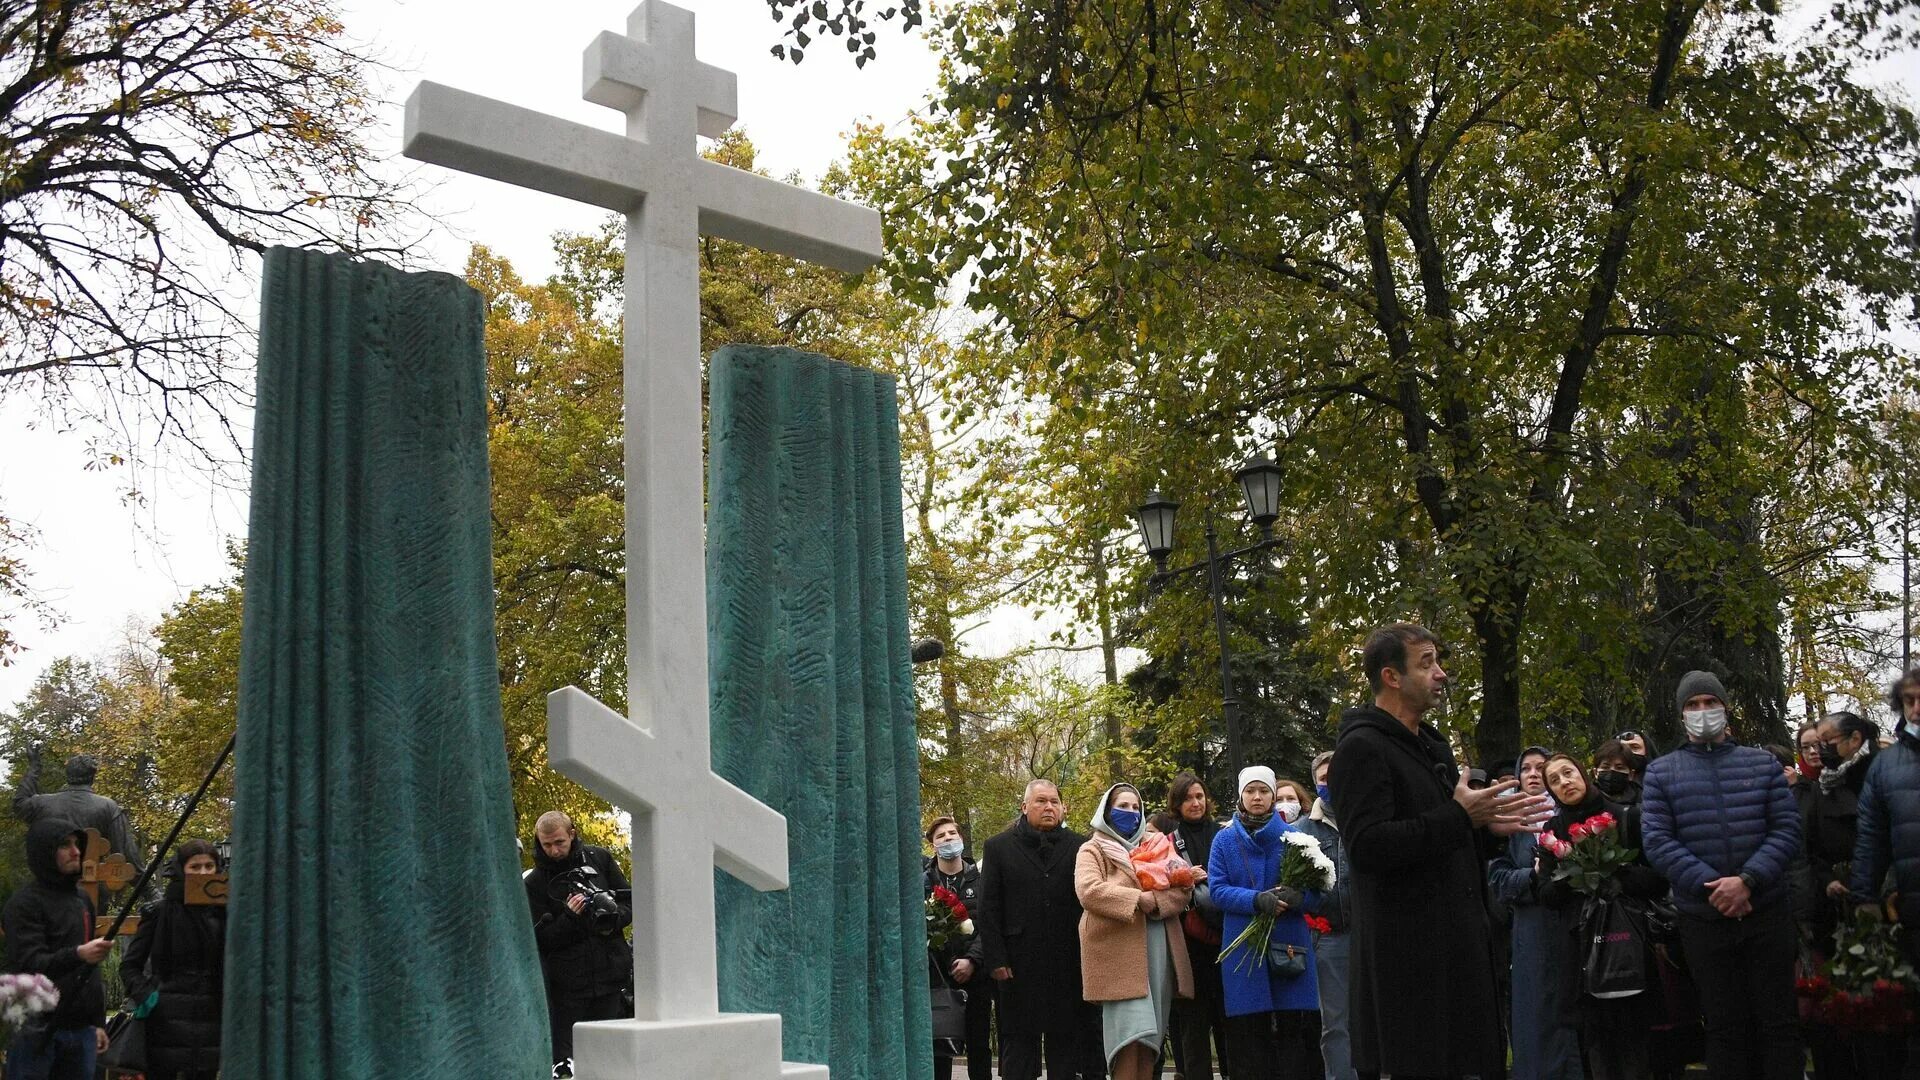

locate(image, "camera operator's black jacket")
[[2, 819, 106, 1031], [525, 839, 633, 1001]]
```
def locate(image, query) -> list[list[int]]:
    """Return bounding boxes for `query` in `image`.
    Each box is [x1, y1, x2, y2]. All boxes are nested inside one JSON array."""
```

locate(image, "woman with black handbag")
[[118, 839, 225, 1080], [1206, 766, 1321, 1080], [1537, 755, 1668, 1080]]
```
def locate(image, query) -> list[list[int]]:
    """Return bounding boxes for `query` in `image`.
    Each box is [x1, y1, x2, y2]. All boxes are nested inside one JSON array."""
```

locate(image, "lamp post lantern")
[[1136, 454, 1285, 780]]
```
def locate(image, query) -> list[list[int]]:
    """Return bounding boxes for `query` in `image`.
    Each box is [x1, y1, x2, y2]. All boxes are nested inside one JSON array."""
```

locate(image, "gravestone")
[[403, 4, 885, 1078]]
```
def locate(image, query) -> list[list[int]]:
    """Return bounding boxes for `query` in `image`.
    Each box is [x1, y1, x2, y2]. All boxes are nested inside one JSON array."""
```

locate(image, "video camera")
[[545, 865, 627, 933]]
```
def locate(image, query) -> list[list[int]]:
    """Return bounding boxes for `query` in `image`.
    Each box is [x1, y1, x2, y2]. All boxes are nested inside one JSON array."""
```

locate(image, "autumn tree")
[[874, 0, 1919, 766], [0, 0, 416, 461]]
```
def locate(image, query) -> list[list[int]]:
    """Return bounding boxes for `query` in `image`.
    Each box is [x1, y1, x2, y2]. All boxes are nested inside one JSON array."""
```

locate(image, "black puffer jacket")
[[524, 839, 633, 1000], [121, 849, 226, 1075], [2, 819, 105, 1031]]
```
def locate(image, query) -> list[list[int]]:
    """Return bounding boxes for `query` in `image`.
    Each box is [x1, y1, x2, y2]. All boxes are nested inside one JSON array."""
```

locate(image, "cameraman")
[[524, 811, 633, 1072]]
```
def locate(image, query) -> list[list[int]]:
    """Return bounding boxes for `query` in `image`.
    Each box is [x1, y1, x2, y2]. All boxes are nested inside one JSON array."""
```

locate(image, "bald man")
[[524, 811, 633, 1071]]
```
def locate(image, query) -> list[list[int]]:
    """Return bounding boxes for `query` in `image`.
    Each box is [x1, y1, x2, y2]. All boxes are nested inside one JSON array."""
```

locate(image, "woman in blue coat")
[[1208, 764, 1320, 1080]]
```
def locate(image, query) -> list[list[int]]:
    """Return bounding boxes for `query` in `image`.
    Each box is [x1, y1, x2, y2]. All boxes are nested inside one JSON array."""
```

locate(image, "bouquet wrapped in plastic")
[[1129, 831, 1201, 891]]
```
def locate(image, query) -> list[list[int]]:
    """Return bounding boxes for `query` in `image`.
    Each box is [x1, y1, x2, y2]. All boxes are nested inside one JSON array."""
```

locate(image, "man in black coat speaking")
[[524, 811, 633, 1072], [978, 779, 1099, 1079], [1330, 623, 1552, 1080]]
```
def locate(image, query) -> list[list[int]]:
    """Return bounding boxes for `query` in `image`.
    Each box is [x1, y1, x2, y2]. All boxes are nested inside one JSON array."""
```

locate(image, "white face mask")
[[1683, 706, 1728, 740], [935, 840, 964, 860], [1276, 800, 1302, 823]]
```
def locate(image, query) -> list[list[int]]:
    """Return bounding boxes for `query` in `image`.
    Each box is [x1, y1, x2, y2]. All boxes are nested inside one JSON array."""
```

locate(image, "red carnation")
[[1303, 914, 1332, 935]]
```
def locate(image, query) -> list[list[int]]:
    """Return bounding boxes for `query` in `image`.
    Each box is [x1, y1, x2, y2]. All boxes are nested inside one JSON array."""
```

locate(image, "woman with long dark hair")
[[1538, 754, 1666, 1080], [120, 839, 226, 1080], [1164, 772, 1228, 1080]]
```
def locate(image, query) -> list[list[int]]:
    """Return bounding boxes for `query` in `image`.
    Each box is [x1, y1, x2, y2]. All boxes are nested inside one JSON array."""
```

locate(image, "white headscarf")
[[1088, 782, 1145, 849]]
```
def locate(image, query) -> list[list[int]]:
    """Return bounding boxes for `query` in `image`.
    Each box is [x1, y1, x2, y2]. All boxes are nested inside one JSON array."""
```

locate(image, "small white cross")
[[404, 5, 881, 1076]]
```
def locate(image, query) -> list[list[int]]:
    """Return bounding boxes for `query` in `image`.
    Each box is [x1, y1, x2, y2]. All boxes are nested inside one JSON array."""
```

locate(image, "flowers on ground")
[[1798, 907, 1917, 1033]]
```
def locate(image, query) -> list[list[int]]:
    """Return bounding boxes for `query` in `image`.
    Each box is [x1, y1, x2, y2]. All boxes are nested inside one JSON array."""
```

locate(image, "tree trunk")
[[1471, 599, 1525, 773]]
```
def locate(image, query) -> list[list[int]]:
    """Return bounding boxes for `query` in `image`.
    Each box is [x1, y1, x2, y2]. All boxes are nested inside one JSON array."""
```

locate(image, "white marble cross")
[[403, 4, 881, 1076]]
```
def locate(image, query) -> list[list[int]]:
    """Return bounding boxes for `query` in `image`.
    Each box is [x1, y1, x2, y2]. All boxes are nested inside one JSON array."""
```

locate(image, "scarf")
[[1015, 815, 1062, 856], [1818, 740, 1874, 793], [1237, 809, 1273, 832]]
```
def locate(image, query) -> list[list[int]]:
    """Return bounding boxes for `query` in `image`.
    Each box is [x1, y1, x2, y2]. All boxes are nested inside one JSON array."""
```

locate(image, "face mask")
[[935, 840, 964, 861], [1593, 771, 1629, 798], [1276, 800, 1302, 823], [1316, 784, 1330, 804], [1683, 706, 1728, 740], [1107, 808, 1141, 837], [1817, 743, 1844, 769]]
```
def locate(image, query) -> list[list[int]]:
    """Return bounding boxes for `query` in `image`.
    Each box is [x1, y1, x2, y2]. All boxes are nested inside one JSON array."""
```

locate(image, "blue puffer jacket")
[[1207, 813, 1320, 1016], [1641, 738, 1800, 919], [1850, 727, 1920, 907]]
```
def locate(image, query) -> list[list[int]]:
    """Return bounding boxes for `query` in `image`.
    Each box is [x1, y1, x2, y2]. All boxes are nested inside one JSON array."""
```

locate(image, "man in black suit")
[[977, 779, 1099, 1079]]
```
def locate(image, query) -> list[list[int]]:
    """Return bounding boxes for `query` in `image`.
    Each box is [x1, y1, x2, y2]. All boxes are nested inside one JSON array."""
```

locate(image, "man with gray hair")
[[978, 778, 1099, 1078], [10, 748, 142, 876]]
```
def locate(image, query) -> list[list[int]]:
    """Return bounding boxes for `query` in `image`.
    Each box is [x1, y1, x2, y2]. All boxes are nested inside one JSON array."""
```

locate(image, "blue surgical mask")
[[1316, 783, 1330, 804], [1108, 808, 1142, 837], [935, 840, 964, 861]]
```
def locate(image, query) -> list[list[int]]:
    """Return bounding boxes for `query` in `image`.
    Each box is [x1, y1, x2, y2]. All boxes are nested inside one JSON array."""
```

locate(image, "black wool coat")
[[1329, 704, 1504, 1078], [976, 819, 1089, 1037]]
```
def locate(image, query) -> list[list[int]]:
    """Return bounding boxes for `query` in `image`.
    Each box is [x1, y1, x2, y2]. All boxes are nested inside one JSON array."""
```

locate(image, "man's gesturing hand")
[[1454, 770, 1553, 835]]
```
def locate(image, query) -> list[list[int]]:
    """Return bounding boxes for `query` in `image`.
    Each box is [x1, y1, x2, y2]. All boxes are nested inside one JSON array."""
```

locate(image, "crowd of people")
[[928, 622, 1920, 1080]]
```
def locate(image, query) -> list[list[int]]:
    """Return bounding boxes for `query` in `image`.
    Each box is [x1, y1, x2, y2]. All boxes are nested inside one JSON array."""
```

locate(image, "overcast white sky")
[[0, 0, 940, 708], [0, 2, 1915, 716]]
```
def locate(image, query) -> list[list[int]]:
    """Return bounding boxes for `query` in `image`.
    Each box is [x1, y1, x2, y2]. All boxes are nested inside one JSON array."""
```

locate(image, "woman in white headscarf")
[[1075, 782, 1196, 1080]]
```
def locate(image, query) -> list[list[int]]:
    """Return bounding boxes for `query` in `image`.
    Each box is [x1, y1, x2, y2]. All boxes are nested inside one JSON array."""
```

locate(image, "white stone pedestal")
[[569, 1014, 827, 1080]]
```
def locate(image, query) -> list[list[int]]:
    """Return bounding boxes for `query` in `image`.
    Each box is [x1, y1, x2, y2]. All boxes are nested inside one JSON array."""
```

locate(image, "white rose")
[[959, 919, 974, 935]]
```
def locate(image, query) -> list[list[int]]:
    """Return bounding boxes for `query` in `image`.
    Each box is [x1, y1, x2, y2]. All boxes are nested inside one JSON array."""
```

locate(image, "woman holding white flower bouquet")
[[1075, 782, 1196, 1080], [1207, 765, 1333, 1080]]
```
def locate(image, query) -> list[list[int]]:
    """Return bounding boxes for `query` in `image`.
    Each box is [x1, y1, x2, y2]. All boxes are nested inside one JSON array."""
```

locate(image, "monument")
[[403, 5, 884, 1078], [11, 750, 144, 877]]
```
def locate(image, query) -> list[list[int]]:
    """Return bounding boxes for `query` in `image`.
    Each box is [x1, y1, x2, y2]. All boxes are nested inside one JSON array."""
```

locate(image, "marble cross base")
[[570, 1014, 829, 1079]]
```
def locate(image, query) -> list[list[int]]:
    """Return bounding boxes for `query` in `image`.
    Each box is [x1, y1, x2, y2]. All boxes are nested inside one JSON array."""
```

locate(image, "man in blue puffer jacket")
[[1850, 665, 1920, 1079], [1641, 669, 1802, 1080]]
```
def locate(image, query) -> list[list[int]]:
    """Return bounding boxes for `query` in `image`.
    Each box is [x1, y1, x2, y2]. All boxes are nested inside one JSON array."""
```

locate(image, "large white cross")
[[403, 5, 881, 1077]]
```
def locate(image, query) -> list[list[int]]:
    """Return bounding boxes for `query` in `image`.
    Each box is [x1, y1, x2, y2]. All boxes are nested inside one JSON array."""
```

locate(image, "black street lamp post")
[[1135, 454, 1285, 779]]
